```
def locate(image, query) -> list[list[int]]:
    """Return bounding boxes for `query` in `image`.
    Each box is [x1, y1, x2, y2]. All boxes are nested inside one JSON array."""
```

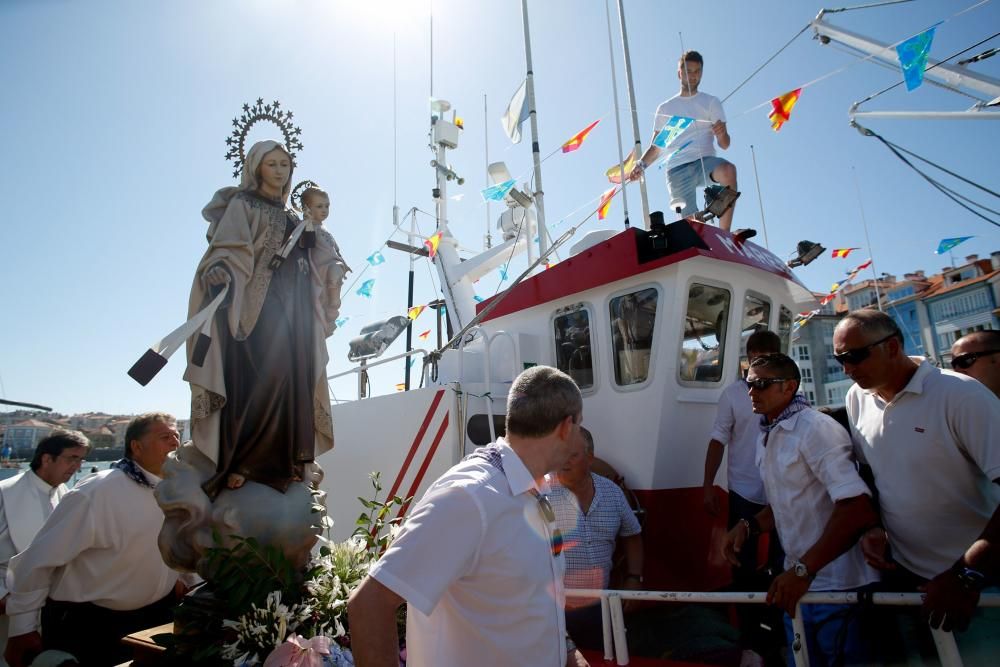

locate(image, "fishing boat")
[[313, 3, 999, 664]]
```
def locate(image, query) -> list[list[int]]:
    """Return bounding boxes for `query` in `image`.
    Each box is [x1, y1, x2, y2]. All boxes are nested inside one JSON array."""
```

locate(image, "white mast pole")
[[852, 166, 883, 312], [616, 0, 651, 229], [484, 93, 492, 250], [604, 0, 630, 228], [520, 0, 548, 257]]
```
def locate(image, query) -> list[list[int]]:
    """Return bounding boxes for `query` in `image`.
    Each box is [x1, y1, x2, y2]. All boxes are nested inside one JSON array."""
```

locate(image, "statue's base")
[[118, 623, 171, 666]]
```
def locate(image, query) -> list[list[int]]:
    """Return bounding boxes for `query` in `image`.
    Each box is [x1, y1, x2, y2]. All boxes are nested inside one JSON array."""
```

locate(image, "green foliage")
[[352, 471, 409, 558], [203, 533, 304, 618]]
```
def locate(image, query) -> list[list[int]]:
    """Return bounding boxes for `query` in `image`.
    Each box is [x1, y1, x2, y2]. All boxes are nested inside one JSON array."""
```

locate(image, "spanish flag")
[[597, 187, 616, 221], [768, 88, 801, 132], [562, 119, 600, 153], [418, 329, 431, 340], [407, 305, 426, 320], [424, 231, 443, 258], [605, 150, 637, 185], [831, 247, 859, 259]]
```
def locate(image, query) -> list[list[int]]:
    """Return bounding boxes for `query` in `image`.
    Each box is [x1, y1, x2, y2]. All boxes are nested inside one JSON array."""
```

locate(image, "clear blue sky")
[[1, 0, 997, 419]]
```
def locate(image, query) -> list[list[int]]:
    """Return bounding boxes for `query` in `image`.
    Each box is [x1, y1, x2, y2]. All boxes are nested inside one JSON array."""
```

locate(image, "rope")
[[721, 24, 811, 104]]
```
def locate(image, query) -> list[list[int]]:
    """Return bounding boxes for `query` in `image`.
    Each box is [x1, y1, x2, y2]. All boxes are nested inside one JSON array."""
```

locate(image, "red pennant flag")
[[768, 88, 802, 132], [819, 294, 835, 306], [562, 120, 600, 153], [856, 259, 873, 271], [418, 329, 431, 340], [597, 187, 616, 221], [831, 247, 860, 259]]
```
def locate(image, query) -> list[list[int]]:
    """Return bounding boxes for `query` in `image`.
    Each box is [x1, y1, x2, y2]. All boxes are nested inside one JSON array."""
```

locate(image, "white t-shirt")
[[846, 359, 1000, 580], [652, 92, 726, 169], [709, 379, 767, 504], [756, 409, 879, 592], [6, 467, 185, 636], [370, 439, 567, 667]]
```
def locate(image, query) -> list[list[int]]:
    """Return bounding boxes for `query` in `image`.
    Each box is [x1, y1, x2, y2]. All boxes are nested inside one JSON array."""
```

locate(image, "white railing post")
[[608, 593, 629, 665], [601, 597, 614, 662], [790, 602, 811, 667], [930, 627, 964, 667]]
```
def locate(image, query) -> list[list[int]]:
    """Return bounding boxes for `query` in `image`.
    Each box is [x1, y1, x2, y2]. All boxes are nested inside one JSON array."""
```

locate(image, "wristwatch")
[[954, 566, 988, 592], [791, 560, 814, 580]]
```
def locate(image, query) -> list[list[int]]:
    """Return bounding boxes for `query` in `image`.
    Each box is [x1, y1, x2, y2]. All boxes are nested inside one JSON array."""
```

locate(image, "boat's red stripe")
[[386, 389, 444, 502], [397, 411, 450, 518]]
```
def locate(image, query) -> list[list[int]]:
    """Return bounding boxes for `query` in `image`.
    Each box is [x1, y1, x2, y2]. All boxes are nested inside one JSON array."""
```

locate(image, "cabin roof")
[[477, 221, 812, 322]]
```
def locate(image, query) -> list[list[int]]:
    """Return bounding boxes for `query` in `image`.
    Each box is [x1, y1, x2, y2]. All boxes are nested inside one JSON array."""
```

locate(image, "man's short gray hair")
[[836, 308, 902, 343], [506, 366, 582, 438]]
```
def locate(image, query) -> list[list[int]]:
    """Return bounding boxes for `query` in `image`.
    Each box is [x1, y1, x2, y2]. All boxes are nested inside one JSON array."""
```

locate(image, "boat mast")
[[520, 0, 549, 258], [615, 0, 651, 229], [603, 0, 631, 228]]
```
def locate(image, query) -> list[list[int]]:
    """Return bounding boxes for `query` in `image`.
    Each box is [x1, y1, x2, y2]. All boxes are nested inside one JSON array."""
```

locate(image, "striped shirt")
[[549, 473, 641, 591]]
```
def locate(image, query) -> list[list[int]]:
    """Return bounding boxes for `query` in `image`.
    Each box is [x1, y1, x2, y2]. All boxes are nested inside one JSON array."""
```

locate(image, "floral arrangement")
[[160, 473, 407, 666]]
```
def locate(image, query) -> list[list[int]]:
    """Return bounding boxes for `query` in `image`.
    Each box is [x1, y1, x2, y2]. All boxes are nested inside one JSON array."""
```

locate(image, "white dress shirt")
[[6, 466, 182, 636], [709, 379, 767, 504], [370, 439, 567, 667], [757, 409, 878, 592], [0, 470, 67, 663]]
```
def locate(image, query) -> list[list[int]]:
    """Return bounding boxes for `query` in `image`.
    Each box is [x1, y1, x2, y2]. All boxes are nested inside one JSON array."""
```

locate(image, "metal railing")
[[328, 349, 429, 400], [566, 589, 1000, 667]]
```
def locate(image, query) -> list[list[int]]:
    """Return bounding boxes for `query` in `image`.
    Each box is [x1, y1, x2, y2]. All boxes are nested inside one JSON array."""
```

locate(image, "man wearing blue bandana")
[[5, 413, 195, 667], [721, 353, 879, 666]]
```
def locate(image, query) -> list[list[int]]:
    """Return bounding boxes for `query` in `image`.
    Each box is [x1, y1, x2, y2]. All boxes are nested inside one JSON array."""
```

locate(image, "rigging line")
[[721, 24, 810, 104], [882, 139, 1000, 199], [865, 129, 1000, 227], [341, 208, 414, 295], [930, 180, 1000, 217], [738, 0, 995, 117], [855, 31, 1000, 107], [823, 0, 915, 12], [493, 209, 526, 297], [959, 46, 999, 65]]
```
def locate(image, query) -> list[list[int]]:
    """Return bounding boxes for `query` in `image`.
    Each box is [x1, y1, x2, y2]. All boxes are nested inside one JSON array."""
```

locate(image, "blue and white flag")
[[652, 115, 694, 148], [482, 179, 516, 202], [356, 279, 375, 298], [896, 26, 937, 92], [367, 251, 386, 266], [501, 80, 531, 144], [936, 236, 973, 255]]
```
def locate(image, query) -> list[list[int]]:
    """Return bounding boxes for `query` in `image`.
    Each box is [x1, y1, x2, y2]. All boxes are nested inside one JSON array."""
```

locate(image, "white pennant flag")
[[501, 80, 530, 144]]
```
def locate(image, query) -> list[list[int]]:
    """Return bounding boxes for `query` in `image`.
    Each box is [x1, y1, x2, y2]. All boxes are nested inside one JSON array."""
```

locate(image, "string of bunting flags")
[[794, 256, 874, 332]]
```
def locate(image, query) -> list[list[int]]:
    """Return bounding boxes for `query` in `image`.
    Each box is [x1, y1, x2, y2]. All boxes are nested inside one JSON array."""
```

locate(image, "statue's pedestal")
[[118, 623, 171, 666]]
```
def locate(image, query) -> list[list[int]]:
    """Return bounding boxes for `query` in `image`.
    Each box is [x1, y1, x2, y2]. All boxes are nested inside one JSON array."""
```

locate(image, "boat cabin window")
[[553, 305, 594, 390], [609, 288, 658, 386], [680, 283, 731, 383], [778, 305, 793, 354], [739, 292, 771, 373]]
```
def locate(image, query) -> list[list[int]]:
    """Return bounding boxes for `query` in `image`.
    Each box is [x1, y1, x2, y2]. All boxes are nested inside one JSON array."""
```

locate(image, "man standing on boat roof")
[[722, 353, 880, 666], [703, 330, 784, 664], [950, 329, 1000, 399], [0, 431, 88, 666], [4, 413, 198, 667], [348, 366, 589, 667], [835, 310, 1000, 660], [630, 50, 739, 233]]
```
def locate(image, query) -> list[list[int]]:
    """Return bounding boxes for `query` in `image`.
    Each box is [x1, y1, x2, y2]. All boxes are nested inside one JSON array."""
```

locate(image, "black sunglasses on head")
[[951, 349, 1000, 371], [746, 377, 793, 391], [833, 333, 897, 366]]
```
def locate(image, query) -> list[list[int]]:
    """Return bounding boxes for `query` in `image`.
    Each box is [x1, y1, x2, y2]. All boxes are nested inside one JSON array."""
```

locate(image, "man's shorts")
[[665, 156, 730, 216]]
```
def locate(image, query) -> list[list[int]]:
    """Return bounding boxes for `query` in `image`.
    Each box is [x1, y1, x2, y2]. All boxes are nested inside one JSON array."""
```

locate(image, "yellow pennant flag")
[[605, 150, 637, 185], [407, 305, 426, 320], [768, 88, 802, 132]]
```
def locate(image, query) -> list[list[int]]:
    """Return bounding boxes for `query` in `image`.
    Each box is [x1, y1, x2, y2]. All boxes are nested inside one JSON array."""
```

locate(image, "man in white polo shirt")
[[834, 310, 1000, 656], [722, 353, 879, 666], [348, 366, 587, 667]]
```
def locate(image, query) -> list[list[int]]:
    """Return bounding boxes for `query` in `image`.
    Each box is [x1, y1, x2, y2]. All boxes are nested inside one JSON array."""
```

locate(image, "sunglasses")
[[746, 377, 792, 391], [533, 492, 564, 557], [833, 333, 896, 366], [951, 349, 1000, 371]]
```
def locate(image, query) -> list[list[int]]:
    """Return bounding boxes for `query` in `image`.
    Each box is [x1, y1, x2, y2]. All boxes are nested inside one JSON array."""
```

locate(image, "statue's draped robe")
[[185, 165, 346, 498]]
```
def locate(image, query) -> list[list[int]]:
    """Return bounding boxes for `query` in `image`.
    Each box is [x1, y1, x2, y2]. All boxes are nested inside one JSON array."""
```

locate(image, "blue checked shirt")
[[549, 473, 641, 590]]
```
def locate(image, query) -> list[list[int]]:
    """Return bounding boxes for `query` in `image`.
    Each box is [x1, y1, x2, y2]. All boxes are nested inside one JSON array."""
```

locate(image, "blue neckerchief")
[[760, 394, 811, 435], [111, 458, 154, 488]]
